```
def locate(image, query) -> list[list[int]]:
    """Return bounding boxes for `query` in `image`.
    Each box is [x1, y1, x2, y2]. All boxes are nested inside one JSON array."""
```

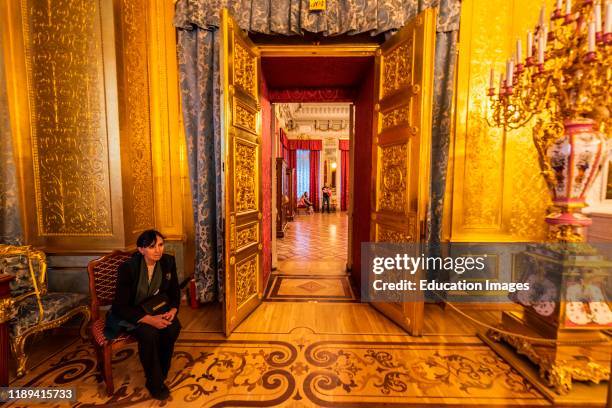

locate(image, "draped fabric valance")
[[174, 0, 461, 34], [288, 139, 322, 151], [338, 140, 350, 151]]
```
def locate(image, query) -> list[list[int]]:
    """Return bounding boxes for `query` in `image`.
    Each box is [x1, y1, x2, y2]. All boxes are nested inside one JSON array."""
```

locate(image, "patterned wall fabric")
[[0, 38, 24, 245], [176, 29, 224, 302], [174, 0, 460, 33], [175, 0, 460, 301]]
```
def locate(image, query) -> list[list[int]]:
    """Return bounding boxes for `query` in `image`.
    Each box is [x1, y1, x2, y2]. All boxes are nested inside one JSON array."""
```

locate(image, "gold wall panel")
[[234, 102, 256, 133], [115, 0, 154, 237], [377, 219, 416, 243], [382, 42, 413, 97], [235, 141, 257, 213], [235, 255, 257, 306], [236, 223, 258, 250], [381, 105, 411, 131], [378, 143, 408, 214], [233, 39, 256, 99], [22, 0, 112, 236], [450, 0, 551, 241], [1, 0, 186, 252], [147, 0, 188, 244]]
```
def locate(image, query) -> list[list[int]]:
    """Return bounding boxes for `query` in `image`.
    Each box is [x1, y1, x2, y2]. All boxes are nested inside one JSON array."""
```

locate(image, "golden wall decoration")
[[233, 39, 256, 99], [1, 0, 185, 252], [381, 105, 411, 131], [377, 223, 415, 243], [379, 143, 407, 213], [235, 256, 257, 306], [450, 0, 551, 241], [235, 142, 257, 213], [236, 223, 258, 250], [234, 103, 256, 133], [22, 0, 112, 236], [382, 42, 413, 97], [115, 0, 154, 235]]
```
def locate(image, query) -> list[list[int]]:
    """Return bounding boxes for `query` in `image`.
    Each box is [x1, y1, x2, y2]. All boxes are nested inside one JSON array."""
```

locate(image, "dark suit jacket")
[[110, 253, 180, 325]]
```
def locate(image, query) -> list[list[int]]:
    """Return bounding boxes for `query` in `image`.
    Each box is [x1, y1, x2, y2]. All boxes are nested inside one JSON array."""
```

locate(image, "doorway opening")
[[269, 102, 354, 302], [259, 55, 377, 304]]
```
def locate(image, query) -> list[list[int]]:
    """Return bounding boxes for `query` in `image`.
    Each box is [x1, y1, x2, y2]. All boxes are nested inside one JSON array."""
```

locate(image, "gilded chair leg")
[[11, 337, 28, 378], [103, 347, 114, 395]]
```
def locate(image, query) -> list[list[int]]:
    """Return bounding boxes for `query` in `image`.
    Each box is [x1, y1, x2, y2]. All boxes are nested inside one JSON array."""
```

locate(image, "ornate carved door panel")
[[370, 9, 436, 336], [220, 9, 263, 336]]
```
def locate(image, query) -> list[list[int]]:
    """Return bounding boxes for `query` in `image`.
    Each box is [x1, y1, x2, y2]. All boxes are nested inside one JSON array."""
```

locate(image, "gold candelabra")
[[487, 0, 611, 242]]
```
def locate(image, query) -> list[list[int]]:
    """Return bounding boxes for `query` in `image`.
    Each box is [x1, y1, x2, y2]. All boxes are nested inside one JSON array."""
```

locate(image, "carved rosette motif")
[[381, 105, 411, 131], [382, 42, 413, 97], [379, 144, 407, 213], [235, 143, 256, 213], [236, 257, 257, 306], [24, 0, 112, 235], [233, 40, 256, 99], [120, 0, 154, 231], [235, 104, 256, 133], [236, 224, 258, 249]]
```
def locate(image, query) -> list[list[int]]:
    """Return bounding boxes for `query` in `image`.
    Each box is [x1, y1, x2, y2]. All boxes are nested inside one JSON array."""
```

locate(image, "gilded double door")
[[220, 9, 436, 336]]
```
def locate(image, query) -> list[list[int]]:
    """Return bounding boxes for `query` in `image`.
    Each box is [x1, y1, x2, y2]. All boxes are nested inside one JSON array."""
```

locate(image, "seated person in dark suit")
[[104, 230, 181, 400]]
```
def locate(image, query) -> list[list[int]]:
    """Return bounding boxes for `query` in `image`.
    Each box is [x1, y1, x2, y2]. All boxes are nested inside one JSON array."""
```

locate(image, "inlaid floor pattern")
[[273, 212, 350, 302], [8, 331, 548, 407]]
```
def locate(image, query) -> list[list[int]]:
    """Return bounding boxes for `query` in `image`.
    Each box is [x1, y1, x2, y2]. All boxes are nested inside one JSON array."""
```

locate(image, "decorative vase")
[[543, 118, 606, 240]]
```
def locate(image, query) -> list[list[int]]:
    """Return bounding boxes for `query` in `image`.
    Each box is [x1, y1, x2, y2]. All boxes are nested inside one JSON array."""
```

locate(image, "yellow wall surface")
[[449, 0, 554, 242]]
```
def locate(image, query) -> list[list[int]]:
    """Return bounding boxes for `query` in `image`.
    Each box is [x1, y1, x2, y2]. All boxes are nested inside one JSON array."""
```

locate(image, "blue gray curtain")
[[0, 38, 24, 245], [174, 0, 460, 302]]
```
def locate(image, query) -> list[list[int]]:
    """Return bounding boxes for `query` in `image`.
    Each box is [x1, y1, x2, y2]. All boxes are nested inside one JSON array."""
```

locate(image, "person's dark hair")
[[136, 229, 165, 248]]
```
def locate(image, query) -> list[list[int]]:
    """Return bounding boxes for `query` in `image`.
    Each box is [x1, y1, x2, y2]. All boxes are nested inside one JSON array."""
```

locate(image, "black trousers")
[[322, 196, 330, 212], [134, 318, 181, 389]]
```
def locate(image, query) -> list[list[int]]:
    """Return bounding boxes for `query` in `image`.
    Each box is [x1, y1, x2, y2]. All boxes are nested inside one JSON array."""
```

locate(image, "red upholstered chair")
[[87, 250, 135, 395]]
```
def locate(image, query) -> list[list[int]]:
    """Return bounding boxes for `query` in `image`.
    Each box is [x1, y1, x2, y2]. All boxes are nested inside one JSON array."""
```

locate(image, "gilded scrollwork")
[[381, 105, 411, 131], [235, 257, 257, 306], [234, 103, 256, 133], [379, 144, 407, 213], [23, 0, 112, 235], [382, 42, 413, 97], [0, 298, 14, 324], [235, 143, 257, 213], [377, 216, 416, 243], [236, 224, 258, 250], [233, 40, 256, 99], [119, 0, 154, 231]]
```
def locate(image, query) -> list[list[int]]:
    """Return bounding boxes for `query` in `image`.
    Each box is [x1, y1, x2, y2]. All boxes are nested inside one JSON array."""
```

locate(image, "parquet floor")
[[7, 213, 567, 406]]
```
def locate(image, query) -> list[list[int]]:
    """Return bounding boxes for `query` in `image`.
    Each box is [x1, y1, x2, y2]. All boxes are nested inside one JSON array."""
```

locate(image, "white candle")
[[499, 73, 505, 92], [605, 3, 612, 33], [595, 3, 602, 32], [565, 0, 571, 15], [588, 22, 596, 51], [490, 67, 495, 89], [516, 39, 522, 62], [542, 26, 548, 49], [538, 35, 545, 63], [556, 0, 562, 10], [527, 31, 533, 57], [507, 59, 514, 84], [540, 5, 546, 27]]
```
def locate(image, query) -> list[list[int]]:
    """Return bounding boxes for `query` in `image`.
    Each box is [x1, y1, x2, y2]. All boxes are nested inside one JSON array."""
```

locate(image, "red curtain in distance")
[[339, 140, 350, 211], [309, 149, 320, 211], [288, 149, 297, 204]]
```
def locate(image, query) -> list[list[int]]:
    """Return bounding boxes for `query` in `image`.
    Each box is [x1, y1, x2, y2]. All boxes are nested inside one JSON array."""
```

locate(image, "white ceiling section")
[[275, 103, 351, 140]]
